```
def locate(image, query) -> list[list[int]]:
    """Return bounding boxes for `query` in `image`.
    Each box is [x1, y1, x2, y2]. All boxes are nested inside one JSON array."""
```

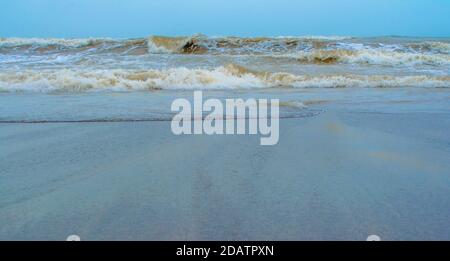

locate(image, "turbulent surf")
[[0, 35, 449, 91]]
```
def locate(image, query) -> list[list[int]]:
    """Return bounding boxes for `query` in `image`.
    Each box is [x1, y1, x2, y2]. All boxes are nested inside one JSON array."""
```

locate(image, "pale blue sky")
[[1, 0, 449, 38]]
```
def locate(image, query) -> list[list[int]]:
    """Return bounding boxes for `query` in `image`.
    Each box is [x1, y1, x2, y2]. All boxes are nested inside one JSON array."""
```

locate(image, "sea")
[[0, 35, 449, 122]]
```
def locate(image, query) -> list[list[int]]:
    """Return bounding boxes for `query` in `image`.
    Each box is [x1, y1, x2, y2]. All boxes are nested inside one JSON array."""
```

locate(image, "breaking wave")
[[293, 49, 450, 66], [147, 35, 207, 54], [0, 37, 148, 55], [407, 41, 450, 54], [1, 64, 448, 92], [2, 35, 449, 67], [0, 37, 109, 48]]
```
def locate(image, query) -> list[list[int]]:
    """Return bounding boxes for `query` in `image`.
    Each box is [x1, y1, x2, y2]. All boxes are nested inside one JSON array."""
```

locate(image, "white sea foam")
[[0, 37, 113, 48], [291, 49, 450, 66], [1, 65, 448, 92], [1, 36, 449, 92]]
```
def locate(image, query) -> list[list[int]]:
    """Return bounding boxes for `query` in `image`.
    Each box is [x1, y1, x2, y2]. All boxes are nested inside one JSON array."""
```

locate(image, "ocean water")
[[1, 36, 450, 240], [0, 35, 449, 121]]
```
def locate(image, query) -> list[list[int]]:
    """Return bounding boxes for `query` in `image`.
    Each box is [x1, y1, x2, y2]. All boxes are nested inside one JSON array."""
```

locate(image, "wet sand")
[[0, 111, 450, 240]]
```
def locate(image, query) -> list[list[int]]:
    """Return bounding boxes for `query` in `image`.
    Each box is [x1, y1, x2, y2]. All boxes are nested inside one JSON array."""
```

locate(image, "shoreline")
[[1, 110, 449, 240]]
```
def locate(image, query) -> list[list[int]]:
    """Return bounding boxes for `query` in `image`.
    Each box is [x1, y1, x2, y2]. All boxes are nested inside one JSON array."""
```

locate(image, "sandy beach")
[[1, 108, 449, 240], [1, 33, 450, 241]]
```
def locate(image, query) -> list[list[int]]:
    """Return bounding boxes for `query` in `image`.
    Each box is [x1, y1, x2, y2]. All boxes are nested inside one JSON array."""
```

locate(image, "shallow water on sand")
[[1, 112, 450, 240], [1, 36, 450, 240], [0, 88, 449, 123]]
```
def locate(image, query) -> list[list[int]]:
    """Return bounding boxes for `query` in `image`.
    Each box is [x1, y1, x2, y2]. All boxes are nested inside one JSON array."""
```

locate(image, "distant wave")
[[291, 49, 450, 66], [0, 35, 342, 55], [147, 35, 206, 54], [406, 41, 450, 54], [1, 64, 448, 92], [0, 37, 110, 48], [2, 35, 450, 67], [0, 37, 148, 55]]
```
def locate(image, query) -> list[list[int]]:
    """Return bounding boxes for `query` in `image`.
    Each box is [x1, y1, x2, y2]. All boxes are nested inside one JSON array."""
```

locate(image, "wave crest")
[[2, 36, 450, 67], [1, 64, 448, 92], [147, 35, 207, 54], [293, 49, 450, 66]]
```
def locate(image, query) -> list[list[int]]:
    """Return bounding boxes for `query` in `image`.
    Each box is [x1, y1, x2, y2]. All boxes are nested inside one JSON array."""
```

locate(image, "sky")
[[1, 0, 449, 38]]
